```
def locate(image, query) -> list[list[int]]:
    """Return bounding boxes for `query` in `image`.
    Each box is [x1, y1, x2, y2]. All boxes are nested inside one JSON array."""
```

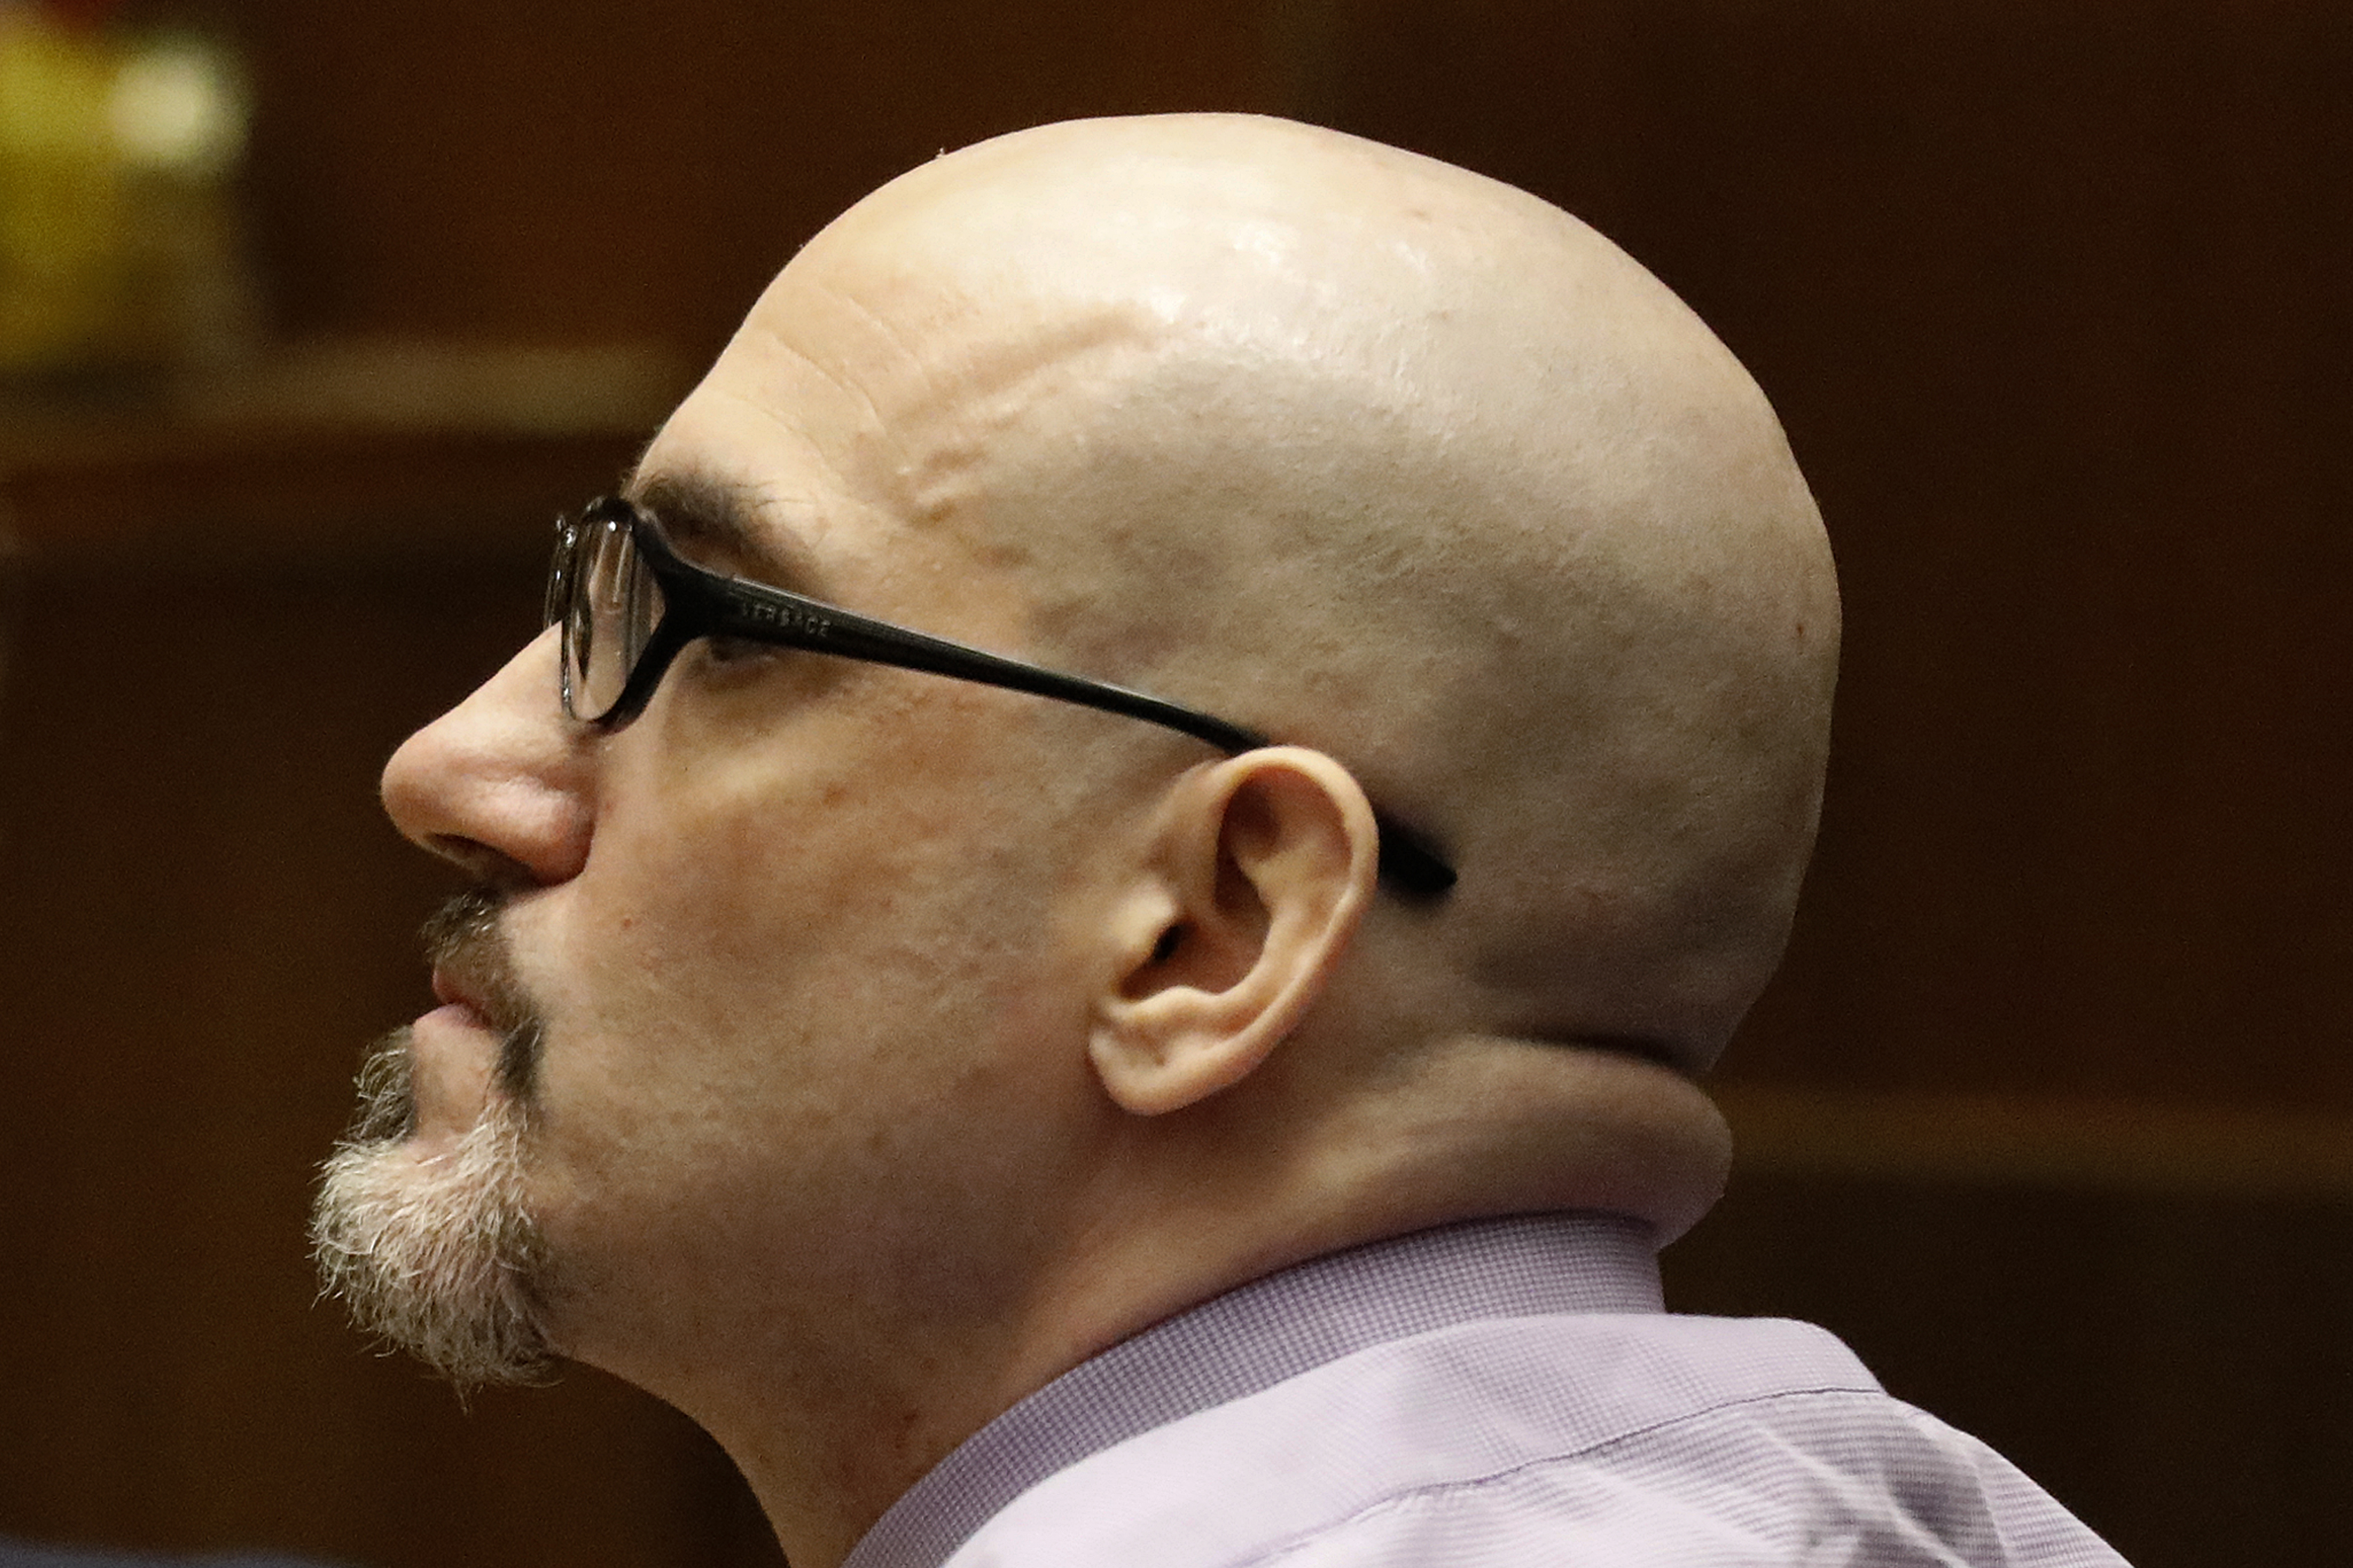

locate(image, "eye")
[[699, 635, 779, 668]]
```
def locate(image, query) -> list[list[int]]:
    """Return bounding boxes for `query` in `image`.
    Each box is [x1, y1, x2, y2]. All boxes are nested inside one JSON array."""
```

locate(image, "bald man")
[[314, 116, 2130, 1567]]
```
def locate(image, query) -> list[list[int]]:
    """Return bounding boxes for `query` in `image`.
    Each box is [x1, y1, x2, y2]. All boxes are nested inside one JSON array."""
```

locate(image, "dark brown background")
[[3, 3, 2347, 1565]]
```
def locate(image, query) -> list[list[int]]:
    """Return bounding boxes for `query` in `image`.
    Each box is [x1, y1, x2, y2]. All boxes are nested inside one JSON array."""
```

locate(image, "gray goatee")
[[311, 889, 559, 1389]]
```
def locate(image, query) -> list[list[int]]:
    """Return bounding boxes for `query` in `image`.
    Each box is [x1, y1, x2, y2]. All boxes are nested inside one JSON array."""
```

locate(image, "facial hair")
[[310, 890, 558, 1389]]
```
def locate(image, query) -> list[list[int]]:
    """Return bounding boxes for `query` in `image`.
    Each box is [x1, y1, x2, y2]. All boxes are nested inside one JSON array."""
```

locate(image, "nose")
[[381, 627, 596, 887]]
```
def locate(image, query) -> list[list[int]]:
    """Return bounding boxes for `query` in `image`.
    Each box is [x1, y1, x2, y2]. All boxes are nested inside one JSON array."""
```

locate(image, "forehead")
[[629, 309, 1067, 649], [633, 229, 1178, 626], [627, 257, 930, 569]]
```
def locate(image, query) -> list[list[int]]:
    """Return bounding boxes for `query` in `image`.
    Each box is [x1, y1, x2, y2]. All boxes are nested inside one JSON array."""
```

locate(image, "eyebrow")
[[620, 470, 818, 593]]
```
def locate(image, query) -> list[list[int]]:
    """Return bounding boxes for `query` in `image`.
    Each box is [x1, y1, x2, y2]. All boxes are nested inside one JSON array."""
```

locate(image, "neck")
[[656, 1034, 1729, 1568], [1032, 1033, 1729, 1365]]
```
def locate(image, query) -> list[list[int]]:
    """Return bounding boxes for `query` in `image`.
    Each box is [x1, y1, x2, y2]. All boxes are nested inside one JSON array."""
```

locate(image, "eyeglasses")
[[546, 496, 1455, 898]]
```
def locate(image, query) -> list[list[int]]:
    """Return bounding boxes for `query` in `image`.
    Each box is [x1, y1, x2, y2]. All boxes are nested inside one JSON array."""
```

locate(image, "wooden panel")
[[1722, 1087, 2353, 1200], [220, 0, 1276, 353], [1665, 1176, 2353, 1568]]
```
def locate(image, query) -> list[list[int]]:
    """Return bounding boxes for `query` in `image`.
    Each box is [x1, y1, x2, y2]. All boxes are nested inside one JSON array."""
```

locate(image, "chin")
[[312, 1034, 561, 1389]]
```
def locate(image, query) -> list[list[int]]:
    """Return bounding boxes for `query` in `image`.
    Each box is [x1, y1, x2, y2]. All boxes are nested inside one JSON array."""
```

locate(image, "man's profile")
[[313, 114, 2128, 1566]]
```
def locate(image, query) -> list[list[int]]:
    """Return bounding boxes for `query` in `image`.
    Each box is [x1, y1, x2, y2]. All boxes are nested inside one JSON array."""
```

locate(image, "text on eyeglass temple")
[[732, 599, 833, 638]]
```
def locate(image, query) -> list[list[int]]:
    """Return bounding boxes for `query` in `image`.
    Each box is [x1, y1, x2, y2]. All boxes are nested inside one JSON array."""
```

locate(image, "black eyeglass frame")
[[546, 495, 1456, 899]]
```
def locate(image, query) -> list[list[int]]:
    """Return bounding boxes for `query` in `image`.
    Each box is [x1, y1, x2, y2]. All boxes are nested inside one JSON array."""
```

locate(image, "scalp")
[[753, 114, 1840, 1068]]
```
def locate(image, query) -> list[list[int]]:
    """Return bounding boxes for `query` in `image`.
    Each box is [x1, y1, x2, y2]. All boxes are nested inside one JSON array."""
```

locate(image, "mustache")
[[423, 887, 546, 1107]]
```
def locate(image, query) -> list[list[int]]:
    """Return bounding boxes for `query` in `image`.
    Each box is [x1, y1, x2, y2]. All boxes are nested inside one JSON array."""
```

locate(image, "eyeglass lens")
[[561, 512, 665, 721]]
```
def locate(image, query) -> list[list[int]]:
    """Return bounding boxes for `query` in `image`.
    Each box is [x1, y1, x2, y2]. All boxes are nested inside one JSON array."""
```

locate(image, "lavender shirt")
[[847, 1213, 2129, 1567]]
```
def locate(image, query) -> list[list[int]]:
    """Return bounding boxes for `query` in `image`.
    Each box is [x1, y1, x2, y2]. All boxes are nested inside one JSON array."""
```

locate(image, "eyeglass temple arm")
[[705, 585, 1458, 900]]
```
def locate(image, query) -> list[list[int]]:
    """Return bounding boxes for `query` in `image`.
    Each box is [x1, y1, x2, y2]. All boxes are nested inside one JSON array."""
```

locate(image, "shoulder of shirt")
[[943, 1313, 2130, 1568]]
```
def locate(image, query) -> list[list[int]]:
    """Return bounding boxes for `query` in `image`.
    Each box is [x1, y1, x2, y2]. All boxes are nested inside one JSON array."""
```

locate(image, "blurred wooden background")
[[2, 3, 2346, 1565]]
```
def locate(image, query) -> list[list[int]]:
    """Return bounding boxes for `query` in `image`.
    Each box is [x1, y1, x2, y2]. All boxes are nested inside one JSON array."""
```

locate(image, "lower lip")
[[414, 1000, 497, 1038], [406, 1004, 501, 1137]]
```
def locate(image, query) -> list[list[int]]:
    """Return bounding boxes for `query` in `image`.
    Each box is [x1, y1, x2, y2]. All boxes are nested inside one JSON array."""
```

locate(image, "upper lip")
[[430, 964, 492, 1019]]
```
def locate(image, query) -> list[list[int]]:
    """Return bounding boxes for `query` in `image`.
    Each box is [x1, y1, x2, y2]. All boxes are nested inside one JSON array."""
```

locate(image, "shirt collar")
[[845, 1210, 1661, 1568]]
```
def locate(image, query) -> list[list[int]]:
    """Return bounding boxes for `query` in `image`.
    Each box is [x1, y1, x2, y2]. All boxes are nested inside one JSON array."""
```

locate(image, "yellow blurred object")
[[0, 3, 255, 380]]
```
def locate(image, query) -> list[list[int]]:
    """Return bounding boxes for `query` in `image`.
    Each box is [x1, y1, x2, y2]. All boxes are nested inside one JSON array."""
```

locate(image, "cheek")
[[513, 692, 1096, 1249]]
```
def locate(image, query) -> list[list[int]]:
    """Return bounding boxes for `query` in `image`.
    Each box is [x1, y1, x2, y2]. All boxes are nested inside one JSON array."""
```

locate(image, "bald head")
[[712, 113, 1836, 1069]]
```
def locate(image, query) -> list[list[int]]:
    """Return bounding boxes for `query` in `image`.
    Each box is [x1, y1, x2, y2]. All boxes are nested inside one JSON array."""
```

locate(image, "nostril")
[[425, 835, 544, 891]]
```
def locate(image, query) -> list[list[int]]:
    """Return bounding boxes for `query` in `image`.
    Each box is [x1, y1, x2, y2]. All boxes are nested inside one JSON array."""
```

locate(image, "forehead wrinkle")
[[783, 230, 1183, 514], [734, 277, 928, 523], [806, 275, 926, 427], [804, 271, 1046, 533]]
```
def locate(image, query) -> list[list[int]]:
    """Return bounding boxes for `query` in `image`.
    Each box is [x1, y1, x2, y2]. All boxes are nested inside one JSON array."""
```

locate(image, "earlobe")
[[1088, 749, 1381, 1116]]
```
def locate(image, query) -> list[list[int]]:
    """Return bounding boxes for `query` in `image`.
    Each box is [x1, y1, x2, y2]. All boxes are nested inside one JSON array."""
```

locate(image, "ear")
[[1088, 747, 1382, 1116]]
